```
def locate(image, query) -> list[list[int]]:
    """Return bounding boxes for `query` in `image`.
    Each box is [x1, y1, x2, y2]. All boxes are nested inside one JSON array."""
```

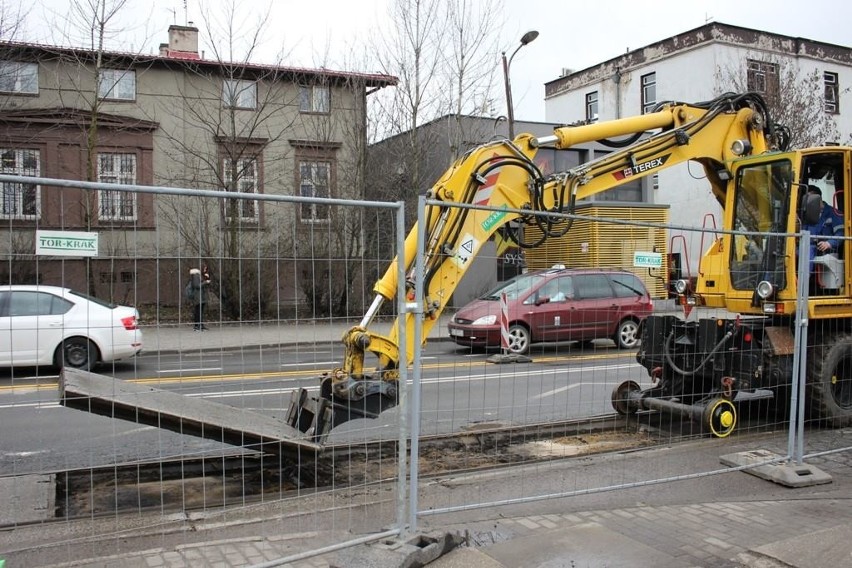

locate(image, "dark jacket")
[[185, 268, 209, 304]]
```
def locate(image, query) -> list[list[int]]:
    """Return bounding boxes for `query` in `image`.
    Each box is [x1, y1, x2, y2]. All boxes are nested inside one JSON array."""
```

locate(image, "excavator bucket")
[[285, 376, 399, 444]]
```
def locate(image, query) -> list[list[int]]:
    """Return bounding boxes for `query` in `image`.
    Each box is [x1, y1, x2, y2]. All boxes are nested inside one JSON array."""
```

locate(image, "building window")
[[585, 91, 598, 122], [746, 60, 779, 104], [223, 79, 257, 109], [0, 61, 38, 94], [825, 71, 839, 114], [299, 160, 330, 223], [0, 149, 40, 219], [97, 153, 137, 221], [98, 69, 136, 101], [223, 157, 259, 222], [641, 72, 656, 114], [299, 85, 330, 113]]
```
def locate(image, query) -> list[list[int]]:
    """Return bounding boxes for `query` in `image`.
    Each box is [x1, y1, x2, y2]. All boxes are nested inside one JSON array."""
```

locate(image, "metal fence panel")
[[0, 177, 408, 566], [408, 202, 852, 524]]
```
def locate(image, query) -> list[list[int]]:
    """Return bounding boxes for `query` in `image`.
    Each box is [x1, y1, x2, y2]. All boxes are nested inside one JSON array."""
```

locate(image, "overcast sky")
[[26, 0, 852, 122]]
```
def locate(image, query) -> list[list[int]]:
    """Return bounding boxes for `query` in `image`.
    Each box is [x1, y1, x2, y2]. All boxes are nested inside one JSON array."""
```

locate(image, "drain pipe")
[[613, 67, 622, 119]]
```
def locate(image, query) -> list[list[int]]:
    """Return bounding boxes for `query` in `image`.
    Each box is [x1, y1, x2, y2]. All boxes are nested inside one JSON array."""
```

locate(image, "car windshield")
[[69, 290, 117, 309], [481, 273, 546, 301]]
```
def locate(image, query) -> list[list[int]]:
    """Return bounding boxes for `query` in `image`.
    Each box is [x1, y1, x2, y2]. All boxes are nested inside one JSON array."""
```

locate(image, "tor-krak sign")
[[633, 251, 662, 268], [36, 230, 98, 257]]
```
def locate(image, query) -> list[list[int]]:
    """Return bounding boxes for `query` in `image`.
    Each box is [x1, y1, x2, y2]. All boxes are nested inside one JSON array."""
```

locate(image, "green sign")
[[633, 251, 662, 268], [36, 230, 99, 257], [481, 204, 509, 232]]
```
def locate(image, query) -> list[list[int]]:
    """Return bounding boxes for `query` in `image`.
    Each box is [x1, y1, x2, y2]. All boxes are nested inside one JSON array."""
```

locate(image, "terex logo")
[[613, 154, 671, 181]]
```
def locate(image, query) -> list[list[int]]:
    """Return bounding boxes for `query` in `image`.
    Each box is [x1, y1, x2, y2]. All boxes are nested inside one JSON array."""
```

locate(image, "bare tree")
[[715, 53, 845, 149], [150, 1, 304, 320], [30, 0, 154, 298], [0, 2, 33, 114], [365, 0, 505, 265], [0, 0, 27, 42], [441, 0, 503, 159], [152, 1, 384, 320]]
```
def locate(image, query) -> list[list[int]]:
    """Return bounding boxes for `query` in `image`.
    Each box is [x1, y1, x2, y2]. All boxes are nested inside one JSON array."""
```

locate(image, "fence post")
[[407, 195, 428, 535], [500, 292, 509, 353], [788, 229, 810, 464], [395, 199, 411, 539]]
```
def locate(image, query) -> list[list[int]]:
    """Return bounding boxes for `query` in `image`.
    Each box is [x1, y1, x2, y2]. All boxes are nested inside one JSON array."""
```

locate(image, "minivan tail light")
[[121, 315, 138, 330]]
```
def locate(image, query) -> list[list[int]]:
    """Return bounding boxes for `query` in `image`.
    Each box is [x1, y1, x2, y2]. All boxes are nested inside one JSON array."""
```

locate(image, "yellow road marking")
[[0, 351, 633, 394]]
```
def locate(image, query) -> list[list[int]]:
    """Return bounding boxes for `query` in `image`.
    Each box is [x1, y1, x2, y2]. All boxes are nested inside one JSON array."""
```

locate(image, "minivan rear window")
[[610, 274, 646, 298]]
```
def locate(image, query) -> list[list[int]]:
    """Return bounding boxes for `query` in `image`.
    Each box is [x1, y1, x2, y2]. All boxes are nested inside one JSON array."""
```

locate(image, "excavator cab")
[[622, 148, 851, 437]]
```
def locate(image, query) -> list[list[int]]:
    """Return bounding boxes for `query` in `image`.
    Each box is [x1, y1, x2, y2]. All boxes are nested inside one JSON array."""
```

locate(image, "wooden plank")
[[59, 368, 322, 457]]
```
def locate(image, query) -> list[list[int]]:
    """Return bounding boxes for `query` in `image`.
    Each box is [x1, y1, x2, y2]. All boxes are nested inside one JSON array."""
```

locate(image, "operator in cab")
[[801, 185, 844, 294]]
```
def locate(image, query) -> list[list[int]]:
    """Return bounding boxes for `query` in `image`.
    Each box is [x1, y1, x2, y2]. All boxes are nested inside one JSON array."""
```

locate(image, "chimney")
[[164, 24, 200, 60]]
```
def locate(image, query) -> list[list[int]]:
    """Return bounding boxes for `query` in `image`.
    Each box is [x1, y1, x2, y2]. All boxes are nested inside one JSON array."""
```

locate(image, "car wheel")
[[506, 324, 531, 355], [55, 337, 98, 371], [614, 319, 640, 349]]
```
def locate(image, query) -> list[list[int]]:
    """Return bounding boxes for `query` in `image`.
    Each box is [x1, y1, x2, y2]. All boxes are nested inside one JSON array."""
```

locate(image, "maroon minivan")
[[448, 267, 653, 354]]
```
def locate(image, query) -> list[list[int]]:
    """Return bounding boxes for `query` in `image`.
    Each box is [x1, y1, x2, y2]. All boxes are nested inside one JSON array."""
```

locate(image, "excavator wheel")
[[807, 333, 852, 427], [611, 380, 641, 415], [702, 397, 737, 438]]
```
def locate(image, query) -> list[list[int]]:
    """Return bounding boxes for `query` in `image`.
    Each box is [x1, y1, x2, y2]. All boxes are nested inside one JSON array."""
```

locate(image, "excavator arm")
[[287, 92, 780, 443]]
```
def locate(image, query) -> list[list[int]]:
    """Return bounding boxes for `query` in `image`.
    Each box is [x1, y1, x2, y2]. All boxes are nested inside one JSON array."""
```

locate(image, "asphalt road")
[[0, 341, 645, 475]]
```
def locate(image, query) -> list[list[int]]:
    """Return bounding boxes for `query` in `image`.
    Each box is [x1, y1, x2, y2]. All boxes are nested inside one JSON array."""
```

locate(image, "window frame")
[[641, 72, 657, 114], [222, 79, 258, 110], [298, 159, 331, 223], [585, 91, 598, 123], [0, 61, 38, 94], [222, 156, 260, 223], [97, 153, 138, 221], [746, 59, 779, 104], [299, 85, 330, 114], [0, 148, 40, 220], [825, 71, 839, 114], [98, 68, 136, 101]]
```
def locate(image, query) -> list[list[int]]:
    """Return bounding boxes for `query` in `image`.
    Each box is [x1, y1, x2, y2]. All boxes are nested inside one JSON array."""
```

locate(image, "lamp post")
[[502, 30, 539, 140]]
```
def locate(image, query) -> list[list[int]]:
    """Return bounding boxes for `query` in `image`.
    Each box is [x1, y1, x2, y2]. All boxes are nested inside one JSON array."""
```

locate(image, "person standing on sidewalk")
[[185, 267, 211, 331]]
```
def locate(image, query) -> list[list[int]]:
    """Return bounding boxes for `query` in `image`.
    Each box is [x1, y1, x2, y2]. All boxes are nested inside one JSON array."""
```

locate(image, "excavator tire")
[[807, 332, 852, 427]]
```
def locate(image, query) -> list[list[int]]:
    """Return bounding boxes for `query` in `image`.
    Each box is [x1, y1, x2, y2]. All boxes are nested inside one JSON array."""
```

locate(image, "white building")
[[543, 22, 852, 275]]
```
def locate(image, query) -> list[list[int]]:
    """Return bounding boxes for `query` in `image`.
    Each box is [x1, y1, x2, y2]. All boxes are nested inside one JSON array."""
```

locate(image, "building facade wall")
[[0, 37, 392, 313]]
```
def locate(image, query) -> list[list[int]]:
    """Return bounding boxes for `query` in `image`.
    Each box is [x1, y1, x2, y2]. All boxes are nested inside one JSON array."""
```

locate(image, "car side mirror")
[[534, 296, 550, 306]]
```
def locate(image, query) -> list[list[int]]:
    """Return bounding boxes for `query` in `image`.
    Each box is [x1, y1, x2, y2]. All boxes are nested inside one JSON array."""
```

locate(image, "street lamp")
[[502, 30, 539, 140]]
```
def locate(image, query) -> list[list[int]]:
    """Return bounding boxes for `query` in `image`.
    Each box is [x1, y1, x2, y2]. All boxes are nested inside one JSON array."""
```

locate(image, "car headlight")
[[472, 314, 497, 326], [674, 279, 689, 294]]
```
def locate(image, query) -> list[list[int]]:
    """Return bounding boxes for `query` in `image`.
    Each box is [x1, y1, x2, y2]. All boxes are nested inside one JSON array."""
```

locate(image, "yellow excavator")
[[286, 92, 851, 443]]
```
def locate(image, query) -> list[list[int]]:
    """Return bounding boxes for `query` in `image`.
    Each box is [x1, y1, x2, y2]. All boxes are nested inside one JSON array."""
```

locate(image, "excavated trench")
[[56, 419, 655, 519]]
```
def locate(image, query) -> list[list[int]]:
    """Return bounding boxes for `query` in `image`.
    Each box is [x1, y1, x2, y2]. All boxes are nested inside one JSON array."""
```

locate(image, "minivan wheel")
[[507, 324, 531, 355], [614, 319, 640, 349]]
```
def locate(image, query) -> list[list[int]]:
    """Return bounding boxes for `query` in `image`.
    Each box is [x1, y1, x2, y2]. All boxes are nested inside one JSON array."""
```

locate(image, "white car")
[[0, 285, 143, 370]]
